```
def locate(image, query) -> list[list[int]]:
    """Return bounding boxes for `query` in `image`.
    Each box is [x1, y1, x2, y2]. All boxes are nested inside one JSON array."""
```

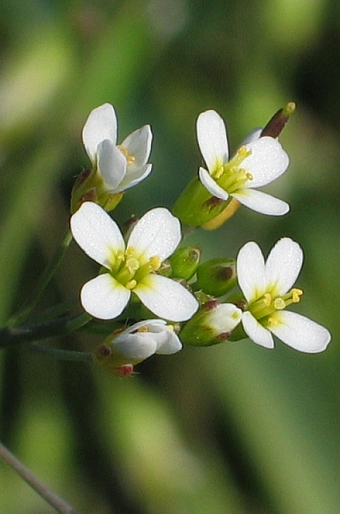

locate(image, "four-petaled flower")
[[236, 237, 331, 352], [82, 103, 153, 194], [197, 109, 290, 215], [99, 319, 183, 368], [70, 202, 199, 321]]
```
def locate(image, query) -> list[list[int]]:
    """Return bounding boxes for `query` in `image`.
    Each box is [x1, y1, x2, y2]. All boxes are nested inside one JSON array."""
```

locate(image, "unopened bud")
[[169, 246, 201, 280], [196, 258, 237, 297], [180, 301, 242, 347]]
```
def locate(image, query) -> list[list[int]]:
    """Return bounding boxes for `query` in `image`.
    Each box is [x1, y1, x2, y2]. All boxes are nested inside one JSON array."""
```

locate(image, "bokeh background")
[[0, 0, 339, 513]]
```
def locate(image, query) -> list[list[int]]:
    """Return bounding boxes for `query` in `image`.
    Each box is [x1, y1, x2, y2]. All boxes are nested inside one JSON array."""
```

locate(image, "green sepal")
[[173, 177, 229, 226]]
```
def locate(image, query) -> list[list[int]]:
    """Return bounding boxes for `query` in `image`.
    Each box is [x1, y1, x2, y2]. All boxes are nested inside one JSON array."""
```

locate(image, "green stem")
[[0, 440, 80, 514], [0, 312, 91, 349], [8, 229, 73, 327], [28, 344, 93, 363]]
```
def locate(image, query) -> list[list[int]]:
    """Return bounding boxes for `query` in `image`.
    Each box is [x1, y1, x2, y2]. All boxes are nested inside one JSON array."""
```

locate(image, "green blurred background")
[[0, 0, 339, 512]]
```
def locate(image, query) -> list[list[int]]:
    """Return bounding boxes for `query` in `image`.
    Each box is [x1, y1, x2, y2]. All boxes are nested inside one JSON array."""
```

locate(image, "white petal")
[[113, 333, 158, 361], [197, 110, 229, 172], [265, 238, 303, 295], [121, 125, 153, 166], [199, 167, 229, 200], [155, 329, 182, 354], [115, 163, 152, 193], [238, 127, 262, 147], [206, 303, 242, 333], [70, 202, 125, 268], [97, 140, 126, 190], [118, 319, 167, 335], [82, 103, 117, 164], [242, 311, 275, 349], [233, 188, 290, 216], [242, 137, 289, 187], [115, 319, 181, 355], [269, 311, 331, 353], [134, 274, 198, 322], [128, 208, 181, 262], [80, 274, 130, 319], [237, 241, 266, 302]]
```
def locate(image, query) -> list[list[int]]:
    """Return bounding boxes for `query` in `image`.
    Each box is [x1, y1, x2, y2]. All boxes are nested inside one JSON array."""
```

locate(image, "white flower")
[[196, 110, 290, 216], [236, 238, 331, 353], [107, 319, 182, 365], [82, 103, 152, 194], [70, 202, 198, 322]]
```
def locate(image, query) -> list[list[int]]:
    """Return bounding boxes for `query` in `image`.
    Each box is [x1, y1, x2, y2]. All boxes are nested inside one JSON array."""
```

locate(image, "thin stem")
[[8, 229, 73, 327], [0, 440, 80, 514], [28, 344, 93, 363], [0, 312, 91, 349]]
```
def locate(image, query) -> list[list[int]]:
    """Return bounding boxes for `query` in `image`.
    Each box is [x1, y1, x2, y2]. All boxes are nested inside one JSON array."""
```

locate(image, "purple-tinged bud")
[[180, 301, 242, 347], [196, 258, 237, 297]]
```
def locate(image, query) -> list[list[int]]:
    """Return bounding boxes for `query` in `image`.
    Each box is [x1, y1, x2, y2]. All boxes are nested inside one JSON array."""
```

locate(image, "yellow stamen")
[[215, 166, 225, 179], [267, 315, 279, 327], [126, 279, 137, 290], [150, 256, 161, 271], [117, 144, 136, 165], [292, 288, 303, 303], [263, 293, 272, 306], [137, 326, 150, 333], [237, 146, 251, 159]]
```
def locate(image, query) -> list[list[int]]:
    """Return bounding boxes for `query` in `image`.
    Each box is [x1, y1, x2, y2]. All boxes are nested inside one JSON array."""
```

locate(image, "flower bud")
[[169, 246, 201, 280], [196, 258, 237, 297], [180, 300, 242, 347]]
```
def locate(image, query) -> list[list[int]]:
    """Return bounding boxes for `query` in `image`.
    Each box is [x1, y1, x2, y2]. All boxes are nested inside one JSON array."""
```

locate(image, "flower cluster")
[[69, 102, 331, 374]]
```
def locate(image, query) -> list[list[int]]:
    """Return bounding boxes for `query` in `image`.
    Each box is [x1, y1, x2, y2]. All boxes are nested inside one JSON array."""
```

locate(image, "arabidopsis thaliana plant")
[[82, 103, 152, 194], [237, 238, 331, 352], [197, 110, 290, 215], [70, 202, 198, 321]]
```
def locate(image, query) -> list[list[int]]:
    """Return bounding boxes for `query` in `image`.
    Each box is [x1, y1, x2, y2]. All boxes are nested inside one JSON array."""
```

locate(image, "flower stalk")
[[0, 441, 80, 514]]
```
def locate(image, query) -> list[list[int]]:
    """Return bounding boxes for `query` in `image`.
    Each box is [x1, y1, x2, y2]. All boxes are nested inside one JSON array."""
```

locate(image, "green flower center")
[[213, 146, 253, 194], [109, 247, 161, 290], [248, 288, 303, 326]]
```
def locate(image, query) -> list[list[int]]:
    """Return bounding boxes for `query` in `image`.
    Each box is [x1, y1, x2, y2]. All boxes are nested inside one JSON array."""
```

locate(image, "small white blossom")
[[70, 202, 198, 322], [108, 319, 182, 365], [236, 238, 331, 353], [196, 110, 290, 216], [82, 103, 153, 194]]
